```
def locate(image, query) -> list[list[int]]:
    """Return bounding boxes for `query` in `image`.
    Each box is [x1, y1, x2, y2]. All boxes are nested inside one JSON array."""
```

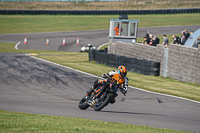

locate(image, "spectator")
[[162, 34, 169, 46], [153, 35, 160, 46], [148, 34, 154, 46], [142, 36, 148, 45], [184, 29, 190, 40], [180, 31, 186, 45], [146, 33, 150, 44], [190, 31, 194, 36], [172, 35, 180, 44], [149, 34, 153, 40]]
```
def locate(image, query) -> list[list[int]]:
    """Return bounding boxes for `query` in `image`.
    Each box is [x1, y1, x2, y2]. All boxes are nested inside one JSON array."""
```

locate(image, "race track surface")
[[0, 25, 200, 132], [0, 53, 200, 132], [0, 25, 199, 52]]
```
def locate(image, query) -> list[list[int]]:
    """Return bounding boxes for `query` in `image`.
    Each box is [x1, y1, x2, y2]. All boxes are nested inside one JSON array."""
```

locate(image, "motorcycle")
[[78, 76, 126, 111]]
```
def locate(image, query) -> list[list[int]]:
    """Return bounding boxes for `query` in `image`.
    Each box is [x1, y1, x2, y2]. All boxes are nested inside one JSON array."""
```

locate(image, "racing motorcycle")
[[78, 76, 126, 111]]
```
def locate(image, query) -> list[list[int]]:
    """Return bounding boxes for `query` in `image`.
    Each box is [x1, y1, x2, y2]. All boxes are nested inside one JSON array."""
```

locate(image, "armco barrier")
[[89, 50, 160, 76], [0, 8, 200, 15]]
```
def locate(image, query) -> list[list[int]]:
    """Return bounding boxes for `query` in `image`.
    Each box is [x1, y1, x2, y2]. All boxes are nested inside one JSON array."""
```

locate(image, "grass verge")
[[1, 0, 200, 10], [0, 42, 200, 102], [0, 14, 200, 34], [0, 110, 191, 133]]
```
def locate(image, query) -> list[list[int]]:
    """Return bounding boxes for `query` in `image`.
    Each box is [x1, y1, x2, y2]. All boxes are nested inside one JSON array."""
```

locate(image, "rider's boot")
[[110, 98, 115, 104], [86, 85, 95, 98], [110, 93, 118, 104]]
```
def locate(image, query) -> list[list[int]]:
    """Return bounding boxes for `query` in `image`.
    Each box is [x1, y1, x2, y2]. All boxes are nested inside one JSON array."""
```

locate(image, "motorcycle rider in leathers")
[[86, 65, 129, 104]]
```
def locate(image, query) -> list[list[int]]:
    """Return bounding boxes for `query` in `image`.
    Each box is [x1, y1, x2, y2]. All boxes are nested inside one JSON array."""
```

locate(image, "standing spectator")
[[184, 29, 190, 40], [146, 34, 150, 44], [148, 34, 154, 46], [162, 34, 169, 46], [172, 35, 180, 44], [190, 31, 194, 36], [142, 36, 148, 45], [180, 31, 186, 45], [153, 35, 160, 46]]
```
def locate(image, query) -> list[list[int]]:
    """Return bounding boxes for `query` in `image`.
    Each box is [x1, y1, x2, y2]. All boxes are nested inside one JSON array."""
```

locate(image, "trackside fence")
[[108, 41, 200, 84], [89, 49, 160, 76], [0, 8, 200, 15]]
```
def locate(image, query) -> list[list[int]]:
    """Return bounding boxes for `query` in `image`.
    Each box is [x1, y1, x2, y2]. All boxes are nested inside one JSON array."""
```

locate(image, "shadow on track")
[[100, 110, 165, 116]]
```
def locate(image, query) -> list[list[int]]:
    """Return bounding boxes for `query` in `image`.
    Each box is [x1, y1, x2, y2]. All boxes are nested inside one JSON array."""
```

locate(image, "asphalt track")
[[0, 25, 200, 132], [0, 25, 200, 52]]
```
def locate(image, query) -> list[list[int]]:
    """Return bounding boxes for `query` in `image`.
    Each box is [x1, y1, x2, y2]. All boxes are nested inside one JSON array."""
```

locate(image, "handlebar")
[[103, 74, 126, 96]]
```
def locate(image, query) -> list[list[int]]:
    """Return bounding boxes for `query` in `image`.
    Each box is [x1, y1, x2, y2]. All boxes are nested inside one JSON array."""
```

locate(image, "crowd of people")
[[142, 29, 194, 47], [171, 29, 193, 45], [142, 33, 160, 46]]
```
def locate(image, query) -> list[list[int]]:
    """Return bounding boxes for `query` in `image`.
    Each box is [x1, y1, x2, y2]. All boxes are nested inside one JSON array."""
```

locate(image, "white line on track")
[[15, 42, 20, 50], [97, 43, 108, 50], [25, 54, 200, 104]]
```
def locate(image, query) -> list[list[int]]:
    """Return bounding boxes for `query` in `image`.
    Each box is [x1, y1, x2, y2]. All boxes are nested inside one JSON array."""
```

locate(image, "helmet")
[[88, 44, 92, 47], [118, 66, 127, 78]]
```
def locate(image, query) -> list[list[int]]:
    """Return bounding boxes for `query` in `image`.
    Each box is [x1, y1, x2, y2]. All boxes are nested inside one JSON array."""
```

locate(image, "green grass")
[[0, 110, 191, 133], [0, 14, 199, 132], [0, 14, 200, 34], [0, 42, 200, 102], [1, 0, 200, 10]]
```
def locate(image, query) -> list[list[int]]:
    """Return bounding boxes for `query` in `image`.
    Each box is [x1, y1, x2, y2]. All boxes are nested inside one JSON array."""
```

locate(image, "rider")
[[86, 65, 129, 104]]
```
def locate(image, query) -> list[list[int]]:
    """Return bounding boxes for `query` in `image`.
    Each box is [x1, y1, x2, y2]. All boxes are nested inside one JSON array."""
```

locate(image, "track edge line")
[[26, 54, 200, 104]]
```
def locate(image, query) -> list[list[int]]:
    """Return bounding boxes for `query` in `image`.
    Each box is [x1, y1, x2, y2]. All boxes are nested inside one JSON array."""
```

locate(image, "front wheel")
[[94, 94, 111, 111], [78, 96, 89, 110]]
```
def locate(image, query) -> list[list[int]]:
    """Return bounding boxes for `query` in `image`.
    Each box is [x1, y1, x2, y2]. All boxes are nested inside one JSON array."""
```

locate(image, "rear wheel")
[[94, 94, 111, 111], [78, 96, 89, 110]]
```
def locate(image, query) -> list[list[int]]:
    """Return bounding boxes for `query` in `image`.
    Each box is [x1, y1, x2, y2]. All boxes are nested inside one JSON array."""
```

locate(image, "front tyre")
[[78, 96, 89, 110], [94, 94, 111, 111]]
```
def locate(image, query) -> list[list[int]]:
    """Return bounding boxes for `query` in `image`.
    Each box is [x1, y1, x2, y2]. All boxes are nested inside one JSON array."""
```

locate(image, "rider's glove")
[[102, 73, 109, 78]]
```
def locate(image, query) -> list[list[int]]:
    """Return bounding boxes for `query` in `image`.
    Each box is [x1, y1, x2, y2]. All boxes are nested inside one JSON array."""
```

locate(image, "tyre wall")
[[89, 49, 160, 76], [108, 41, 200, 84], [108, 42, 165, 76], [0, 8, 200, 15]]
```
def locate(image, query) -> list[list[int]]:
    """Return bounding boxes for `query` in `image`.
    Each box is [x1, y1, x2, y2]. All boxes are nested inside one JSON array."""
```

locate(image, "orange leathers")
[[111, 73, 125, 85], [98, 73, 125, 86], [114, 25, 123, 36]]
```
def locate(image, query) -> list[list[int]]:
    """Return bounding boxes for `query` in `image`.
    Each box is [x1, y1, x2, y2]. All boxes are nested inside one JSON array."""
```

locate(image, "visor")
[[121, 72, 127, 78]]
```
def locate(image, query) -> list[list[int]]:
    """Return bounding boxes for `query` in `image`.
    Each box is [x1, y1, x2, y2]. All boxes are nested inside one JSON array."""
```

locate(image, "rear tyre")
[[94, 94, 111, 111], [78, 97, 89, 110]]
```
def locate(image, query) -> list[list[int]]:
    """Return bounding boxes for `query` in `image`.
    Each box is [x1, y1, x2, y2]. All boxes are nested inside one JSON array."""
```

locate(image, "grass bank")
[[0, 42, 200, 102], [0, 0, 200, 10], [0, 110, 191, 133], [0, 14, 200, 34]]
